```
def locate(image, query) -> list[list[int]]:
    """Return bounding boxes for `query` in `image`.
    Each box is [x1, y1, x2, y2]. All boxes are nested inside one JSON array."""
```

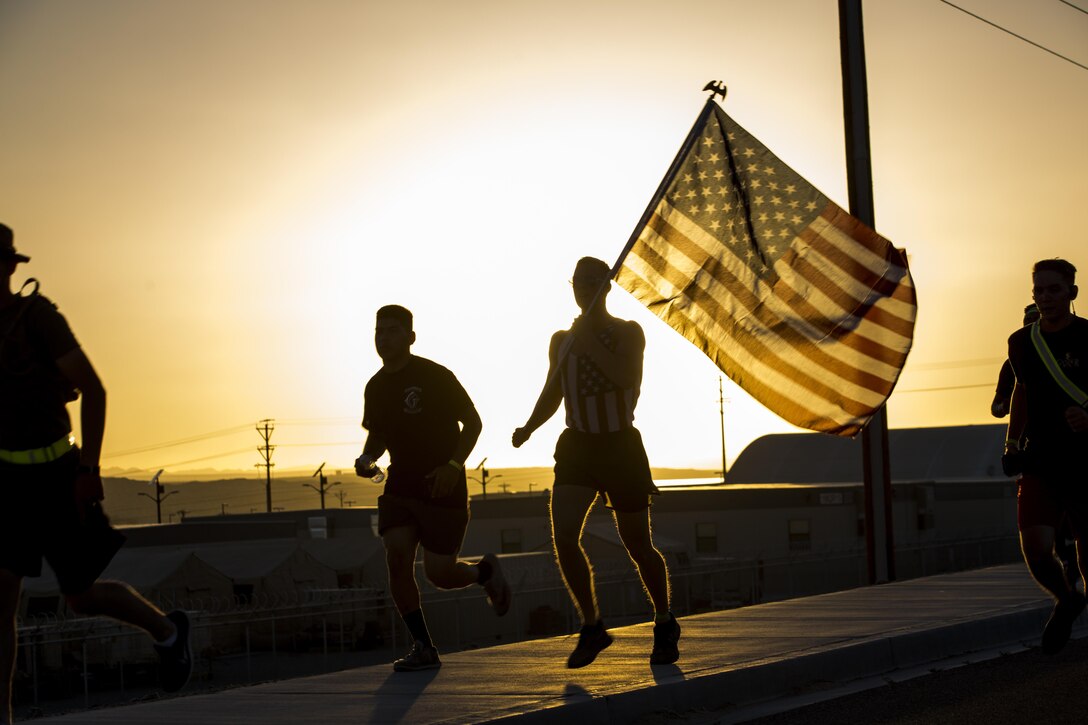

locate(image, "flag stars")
[[785, 184, 797, 194], [778, 228, 791, 239], [698, 170, 708, 180], [805, 201, 817, 211], [701, 186, 712, 197], [686, 189, 697, 199], [746, 163, 759, 173], [716, 186, 730, 196], [788, 200, 800, 209], [753, 195, 765, 206], [750, 179, 762, 189], [791, 215, 802, 225], [758, 212, 769, 223], [709, 220, 721, 231], [689, 205, 701, 214], [771, 196, 782, 206], [702, 136, 716, 148], [713, 169, 725, 180], [774, 211, 785, 221], [683, 173, 693, 183], [763, 166, 775, 175], [743, 148, 755, 158], [768, 182, 779, 191], [708, 153, 720, 163], [705, 203, 717, 212]]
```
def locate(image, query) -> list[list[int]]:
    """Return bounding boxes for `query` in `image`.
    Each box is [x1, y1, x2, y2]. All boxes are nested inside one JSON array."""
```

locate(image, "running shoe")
[[649, 613, 681, 665], [566, 620, 612, 669], [1041, 591, 1086, 655], [393, 640, 442, 671], [155, 610, 193, 693], [481, 553, 512, 616]]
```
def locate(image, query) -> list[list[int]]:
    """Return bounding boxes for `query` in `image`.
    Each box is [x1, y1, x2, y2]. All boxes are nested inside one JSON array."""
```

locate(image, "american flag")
[[615, 101, 916, 437]]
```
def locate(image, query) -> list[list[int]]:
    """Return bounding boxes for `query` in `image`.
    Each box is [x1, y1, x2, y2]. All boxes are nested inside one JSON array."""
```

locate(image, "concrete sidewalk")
[[38, 564, 1073, 724]]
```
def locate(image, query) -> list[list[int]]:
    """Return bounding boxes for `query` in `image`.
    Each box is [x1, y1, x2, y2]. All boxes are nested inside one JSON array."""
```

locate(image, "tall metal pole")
[[839, 0, 895, 584], [719, 376, 727, 484]]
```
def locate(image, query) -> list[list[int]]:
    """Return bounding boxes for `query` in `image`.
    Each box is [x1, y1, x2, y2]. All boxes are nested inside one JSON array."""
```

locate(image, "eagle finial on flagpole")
[[703, 80, 727, 101]]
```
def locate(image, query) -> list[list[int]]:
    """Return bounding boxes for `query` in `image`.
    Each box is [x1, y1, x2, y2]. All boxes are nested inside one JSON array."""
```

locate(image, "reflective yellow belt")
[[0, 434, 76, 464]]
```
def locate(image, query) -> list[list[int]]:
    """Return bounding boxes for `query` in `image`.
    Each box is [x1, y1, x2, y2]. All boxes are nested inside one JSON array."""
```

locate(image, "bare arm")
[[451, 403, 482, 467], [512, 331, 565, 447], [55, 347, 105, 467], [1006, 381, 1026, 450]]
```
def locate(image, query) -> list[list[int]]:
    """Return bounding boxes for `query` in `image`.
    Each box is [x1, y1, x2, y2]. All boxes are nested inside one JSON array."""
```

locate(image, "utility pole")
[[304, 462, 340, 510], [137, 469, 176, 524], [256, 419, 275, 513], [719, 376, 728, 484]]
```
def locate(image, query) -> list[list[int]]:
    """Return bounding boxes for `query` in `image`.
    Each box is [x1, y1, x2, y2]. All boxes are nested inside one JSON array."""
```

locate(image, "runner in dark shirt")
[[1004, 258, 1088, 655], [355, 305, 510, 672], [0, 224, 191, 725]]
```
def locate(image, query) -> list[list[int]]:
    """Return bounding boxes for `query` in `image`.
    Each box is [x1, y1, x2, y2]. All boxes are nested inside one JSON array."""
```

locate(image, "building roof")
[[727, 424, 1008, 484], [24, 549, 228, 595]]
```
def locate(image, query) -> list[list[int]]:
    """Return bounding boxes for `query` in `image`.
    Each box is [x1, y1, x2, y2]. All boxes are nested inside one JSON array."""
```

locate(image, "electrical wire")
[[102, 423, 253, 459], [1057, 0, 1088, 16], [938, 0, 1088, 71]]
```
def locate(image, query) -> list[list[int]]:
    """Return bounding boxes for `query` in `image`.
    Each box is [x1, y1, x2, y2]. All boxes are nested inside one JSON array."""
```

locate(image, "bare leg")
[[1021, 525, 1072, 601], [0, 569, 21, 725], [383, 525, 423, 614], [550, 486, 599, 625], [614, 508, 670, 615], [66, 581, 173, 642], [422, 552, 479, 590]]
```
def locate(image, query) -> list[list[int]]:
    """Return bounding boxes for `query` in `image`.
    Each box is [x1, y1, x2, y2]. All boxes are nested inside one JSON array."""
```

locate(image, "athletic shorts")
[[0, 450, 126, 595], [553, 427, 660, 512], [377, 493, 469, 556], [1017, 473, 1088, 534]]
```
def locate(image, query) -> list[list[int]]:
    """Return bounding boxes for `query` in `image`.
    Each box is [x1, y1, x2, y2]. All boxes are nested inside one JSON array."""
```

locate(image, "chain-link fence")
[[11, 533, 1022, 720]]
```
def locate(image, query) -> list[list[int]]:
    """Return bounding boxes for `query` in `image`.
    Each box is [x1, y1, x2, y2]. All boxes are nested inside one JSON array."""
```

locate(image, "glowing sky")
[[1, 0, 1085, 476]]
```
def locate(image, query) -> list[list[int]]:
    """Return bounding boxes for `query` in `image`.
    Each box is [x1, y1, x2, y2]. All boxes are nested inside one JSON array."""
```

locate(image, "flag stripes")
[[617, 196, 915, 436]]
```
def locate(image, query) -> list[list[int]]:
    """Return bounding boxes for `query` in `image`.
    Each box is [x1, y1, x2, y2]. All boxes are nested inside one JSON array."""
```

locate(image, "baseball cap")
[[0, 224, 30, 264]]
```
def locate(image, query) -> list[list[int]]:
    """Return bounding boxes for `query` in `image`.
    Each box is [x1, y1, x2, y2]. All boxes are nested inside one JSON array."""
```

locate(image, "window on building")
[[501, 528, 523, 554], [695, 522, 718, 553], [788, 519, 811, 552]]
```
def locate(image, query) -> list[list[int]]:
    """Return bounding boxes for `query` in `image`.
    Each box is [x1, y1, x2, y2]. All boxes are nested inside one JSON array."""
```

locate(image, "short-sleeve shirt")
[[1008, 317, 1088, 464], [0, 294, 80, 449], [362, 355, 474, 500]]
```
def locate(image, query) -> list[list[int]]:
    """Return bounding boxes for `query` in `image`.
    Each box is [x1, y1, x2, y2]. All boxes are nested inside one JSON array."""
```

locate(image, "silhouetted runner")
[[356, 304, 510, 672], [0, 223, 191, 725], [513, 256, 679, 668], [1003, 258, 1088, 655]]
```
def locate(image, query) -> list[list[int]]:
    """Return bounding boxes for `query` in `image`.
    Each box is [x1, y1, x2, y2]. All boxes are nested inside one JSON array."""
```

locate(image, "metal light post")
[[137, 469, 177, 524]]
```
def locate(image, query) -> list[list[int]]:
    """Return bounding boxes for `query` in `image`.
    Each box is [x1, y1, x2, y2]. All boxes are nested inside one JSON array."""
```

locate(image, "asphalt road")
[[738, 635, 1088, 725]]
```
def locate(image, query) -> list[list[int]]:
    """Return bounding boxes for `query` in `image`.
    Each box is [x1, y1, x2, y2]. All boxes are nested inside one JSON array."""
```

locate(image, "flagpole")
[[839, 0, 896, 584], [607, 95, 719, 278]]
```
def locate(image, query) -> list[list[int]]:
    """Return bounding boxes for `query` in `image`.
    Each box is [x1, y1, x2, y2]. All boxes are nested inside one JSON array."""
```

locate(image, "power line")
[[1057, 0, 1088, 16], [115, 448, 254, 474], [908, 357, 1003, 371], [102, 423, 253, 459], [896, 382, 994, 394], [938, 0, 1088, 72]]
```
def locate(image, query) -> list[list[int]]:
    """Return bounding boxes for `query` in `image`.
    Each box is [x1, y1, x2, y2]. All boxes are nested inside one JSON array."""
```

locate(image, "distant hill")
[[102, 466, 715, 526]]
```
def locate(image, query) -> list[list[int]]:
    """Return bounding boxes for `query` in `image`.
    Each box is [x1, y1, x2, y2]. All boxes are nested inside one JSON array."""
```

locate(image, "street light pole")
[[136, 469, 177, 524]]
